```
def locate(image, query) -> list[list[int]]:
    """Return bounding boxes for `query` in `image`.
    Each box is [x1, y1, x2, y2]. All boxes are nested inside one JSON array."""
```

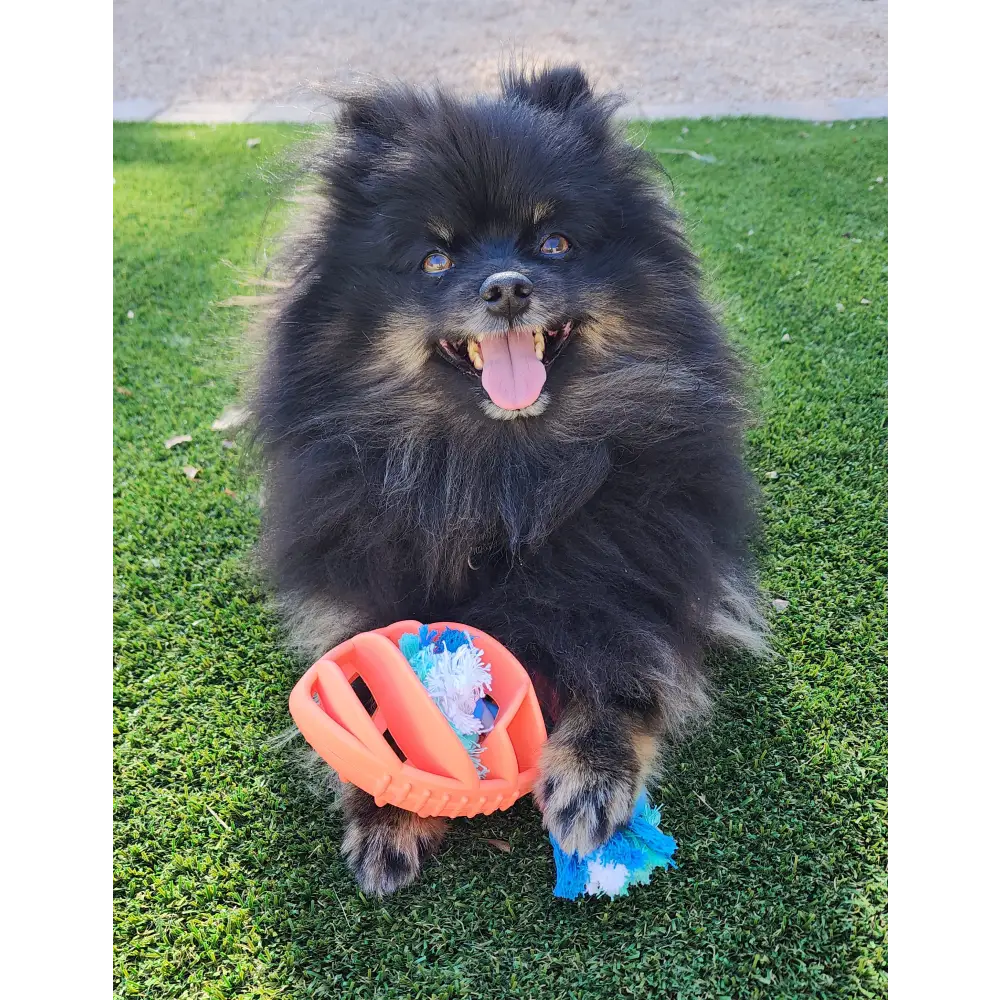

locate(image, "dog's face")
[[260, 68, 743, 603], [310, 68, 690, 426]]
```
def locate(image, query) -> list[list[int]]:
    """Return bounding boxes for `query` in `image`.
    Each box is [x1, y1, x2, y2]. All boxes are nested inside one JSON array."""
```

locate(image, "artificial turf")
[[113, 118, 887, 999]]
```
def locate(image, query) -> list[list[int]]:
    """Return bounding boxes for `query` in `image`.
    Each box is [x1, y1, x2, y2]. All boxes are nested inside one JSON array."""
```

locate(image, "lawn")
[[113, 119, 887, 999]]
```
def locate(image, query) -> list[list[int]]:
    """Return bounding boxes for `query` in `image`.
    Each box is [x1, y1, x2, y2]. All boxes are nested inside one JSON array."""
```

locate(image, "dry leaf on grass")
[[116, 386, 133, 396], [214, 295, 277, 308], [223, 488, 237, 497], [772, 599, 790, 612], [182, 466, 201, 480], [212, 405, 248, 432], [485, 839, 512, 853], [164, 434, 192, 449]]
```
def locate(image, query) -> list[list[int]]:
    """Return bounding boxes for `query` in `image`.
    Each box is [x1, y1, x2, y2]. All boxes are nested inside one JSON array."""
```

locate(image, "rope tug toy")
[[288, 620, 677, 898]]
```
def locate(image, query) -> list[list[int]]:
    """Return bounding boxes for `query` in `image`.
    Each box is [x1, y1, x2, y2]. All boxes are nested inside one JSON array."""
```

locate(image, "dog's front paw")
[[535, 730, 644, 858], [340, 787, 447, 897]]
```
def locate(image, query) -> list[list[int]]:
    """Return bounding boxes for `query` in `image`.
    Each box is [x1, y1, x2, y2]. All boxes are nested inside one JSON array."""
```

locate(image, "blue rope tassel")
[[550, 792, 677, 899]]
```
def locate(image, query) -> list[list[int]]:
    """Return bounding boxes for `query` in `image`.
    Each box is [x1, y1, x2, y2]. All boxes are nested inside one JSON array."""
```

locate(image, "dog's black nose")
[[480, 271, 533, 318]]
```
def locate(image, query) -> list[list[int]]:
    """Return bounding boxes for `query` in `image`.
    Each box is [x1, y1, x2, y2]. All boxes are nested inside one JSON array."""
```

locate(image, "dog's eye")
[[422, 252, 453, 273], [540, 234, 570, 256]]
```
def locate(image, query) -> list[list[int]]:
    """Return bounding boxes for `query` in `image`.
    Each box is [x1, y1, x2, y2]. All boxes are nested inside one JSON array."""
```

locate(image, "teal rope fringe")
[[550, 792, 677, 899]]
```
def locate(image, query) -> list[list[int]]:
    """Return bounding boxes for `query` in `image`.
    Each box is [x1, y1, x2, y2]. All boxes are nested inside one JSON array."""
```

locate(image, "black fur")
[[255, 67, 762, 892]]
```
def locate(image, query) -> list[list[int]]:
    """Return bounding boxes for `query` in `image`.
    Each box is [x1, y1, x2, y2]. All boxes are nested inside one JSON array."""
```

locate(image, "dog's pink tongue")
[[479, 329, 547, 410]]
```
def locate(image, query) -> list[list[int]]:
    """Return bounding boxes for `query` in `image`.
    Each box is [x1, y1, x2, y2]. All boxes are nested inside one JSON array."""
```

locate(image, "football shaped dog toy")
[[288, 621, 547, 819], [289, 620, 678, 898]]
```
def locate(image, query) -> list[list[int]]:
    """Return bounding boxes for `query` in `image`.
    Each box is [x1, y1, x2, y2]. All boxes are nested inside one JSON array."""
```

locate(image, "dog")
[[254, 66, 765, 896]]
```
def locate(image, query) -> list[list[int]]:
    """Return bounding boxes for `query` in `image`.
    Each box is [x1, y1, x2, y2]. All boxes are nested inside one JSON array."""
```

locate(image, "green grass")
[[114, 119, 887, 1000]]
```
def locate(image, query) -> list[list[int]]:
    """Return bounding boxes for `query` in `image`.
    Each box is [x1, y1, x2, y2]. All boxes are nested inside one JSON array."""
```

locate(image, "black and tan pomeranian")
[[255, 66, 765, 896]]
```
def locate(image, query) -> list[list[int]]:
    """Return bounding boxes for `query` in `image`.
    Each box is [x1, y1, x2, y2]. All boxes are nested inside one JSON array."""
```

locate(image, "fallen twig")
[[654, 148, 718, 163], [214, 295, 278, 308]]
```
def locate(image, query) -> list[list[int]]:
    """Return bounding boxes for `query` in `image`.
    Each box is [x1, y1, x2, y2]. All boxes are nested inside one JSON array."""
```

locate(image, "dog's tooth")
[[467, 339, 484, 370], [532, 328, 545, 360]]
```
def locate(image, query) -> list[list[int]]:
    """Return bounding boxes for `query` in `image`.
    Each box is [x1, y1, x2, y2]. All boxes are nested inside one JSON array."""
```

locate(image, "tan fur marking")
[[708, 572, 770, 657], [426, 218, 454, 244], [532, 201, 556, 225], [340, 784, 448, 896], [536, 704, 659, 857], [366, 313, 436, 385]]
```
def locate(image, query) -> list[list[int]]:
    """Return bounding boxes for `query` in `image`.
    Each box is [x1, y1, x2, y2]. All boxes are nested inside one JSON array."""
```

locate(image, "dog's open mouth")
[[436, 322, 574, 411]]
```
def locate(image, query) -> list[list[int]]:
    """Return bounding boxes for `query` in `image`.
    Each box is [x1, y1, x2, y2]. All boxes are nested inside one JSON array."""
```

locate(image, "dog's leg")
[[535, 700, 661, 858], [277, 600, 446, 896], [339, 782, 448, 897]]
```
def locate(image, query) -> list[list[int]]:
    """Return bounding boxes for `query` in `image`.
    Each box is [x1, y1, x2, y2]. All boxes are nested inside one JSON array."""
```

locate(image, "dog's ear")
[[501, 66, 595, 112], [336, 85, 428, 144], [327, 86, 431, 193]]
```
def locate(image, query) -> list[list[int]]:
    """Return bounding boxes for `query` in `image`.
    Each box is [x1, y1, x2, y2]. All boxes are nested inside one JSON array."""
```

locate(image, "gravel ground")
[[114, 0, 887, 109]]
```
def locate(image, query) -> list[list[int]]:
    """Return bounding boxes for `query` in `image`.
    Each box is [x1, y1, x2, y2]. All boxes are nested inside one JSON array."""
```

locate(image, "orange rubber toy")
[[288, 621, 548, 819]]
